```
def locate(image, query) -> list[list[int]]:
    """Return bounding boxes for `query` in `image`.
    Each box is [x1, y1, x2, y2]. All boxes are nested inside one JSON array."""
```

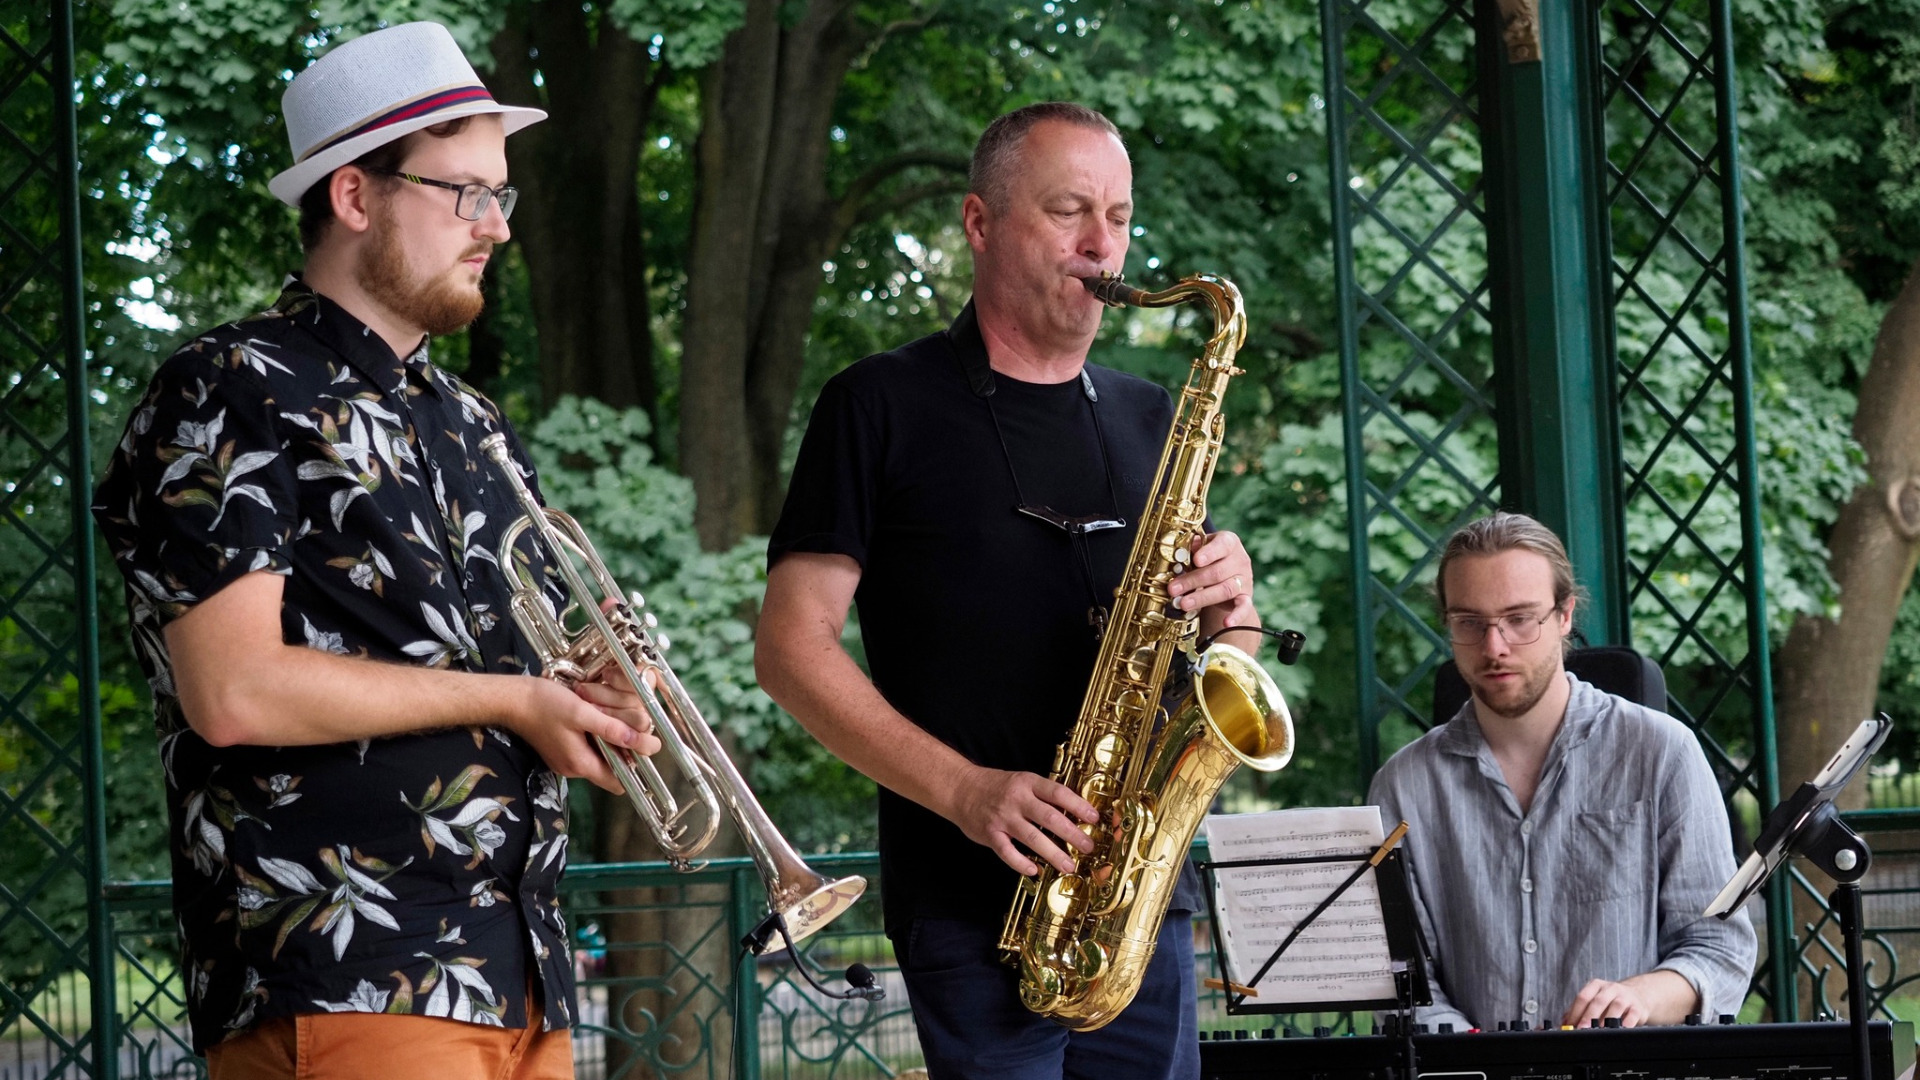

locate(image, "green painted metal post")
[[731, 866, 762, 1080], [50, 0, 115, 1072], [1478, 0, 1628, 644], [1706, 0, 1787, 1020], [1319, 0, 1381, 788]]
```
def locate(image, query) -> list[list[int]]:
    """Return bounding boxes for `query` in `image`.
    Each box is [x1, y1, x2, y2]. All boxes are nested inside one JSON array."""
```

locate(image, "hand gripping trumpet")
[[479, 434, 865, 953], [996, 272, 1296, 1029]]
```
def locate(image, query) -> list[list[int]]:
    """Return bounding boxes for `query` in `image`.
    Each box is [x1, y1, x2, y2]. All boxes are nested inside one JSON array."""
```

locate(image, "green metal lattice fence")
[[1593, 0, 1789, 1015], [1321, 0, 1790, 1016], [0, 0, 112, 1076], [1320, 0, 1499, 788]]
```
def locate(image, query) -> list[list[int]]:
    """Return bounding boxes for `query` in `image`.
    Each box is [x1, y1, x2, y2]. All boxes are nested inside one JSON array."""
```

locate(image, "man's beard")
[[357, 212, 488, 337], [1469, 658, 1562, 720]]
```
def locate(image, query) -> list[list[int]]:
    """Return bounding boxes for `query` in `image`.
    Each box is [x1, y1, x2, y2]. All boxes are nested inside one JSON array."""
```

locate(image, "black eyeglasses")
[[369, 169, 518, 222], [1445, 609, 1559, 646]]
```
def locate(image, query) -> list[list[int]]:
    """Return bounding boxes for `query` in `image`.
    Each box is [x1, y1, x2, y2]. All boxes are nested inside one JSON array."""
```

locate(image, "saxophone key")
[[1070, 939, 1110, 980], [1044, 873, 1089, 917], [1124, 644, 1159, 682]]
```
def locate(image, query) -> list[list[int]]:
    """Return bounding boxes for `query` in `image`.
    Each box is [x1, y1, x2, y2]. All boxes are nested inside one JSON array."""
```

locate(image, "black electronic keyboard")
[[1199, 1019, 1916, 1079]]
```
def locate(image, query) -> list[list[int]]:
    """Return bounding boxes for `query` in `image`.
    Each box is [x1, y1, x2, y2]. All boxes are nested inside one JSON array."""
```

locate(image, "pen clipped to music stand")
[[1197, 821, 1431, 1014]]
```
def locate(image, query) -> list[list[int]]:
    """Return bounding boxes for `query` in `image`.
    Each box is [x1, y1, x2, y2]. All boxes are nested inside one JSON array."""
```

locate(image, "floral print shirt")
[[92, 279, 575, 1051]]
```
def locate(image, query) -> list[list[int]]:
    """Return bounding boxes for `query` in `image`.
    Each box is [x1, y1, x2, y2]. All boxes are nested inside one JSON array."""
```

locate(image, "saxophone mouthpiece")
[[1082, 272, 1144, 308]]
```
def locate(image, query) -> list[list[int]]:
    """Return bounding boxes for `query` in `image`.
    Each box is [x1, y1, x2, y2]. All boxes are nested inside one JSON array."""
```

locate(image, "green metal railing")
[[0, 1, 113, 1077], [1806, 811, 1920, 1023], [94, 839, 1920, 1075], [101, 849, 1361, 1080]]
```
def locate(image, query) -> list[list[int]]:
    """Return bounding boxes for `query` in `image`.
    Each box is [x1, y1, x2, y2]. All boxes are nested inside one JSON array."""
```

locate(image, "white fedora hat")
[[269, 22, 545, 206]]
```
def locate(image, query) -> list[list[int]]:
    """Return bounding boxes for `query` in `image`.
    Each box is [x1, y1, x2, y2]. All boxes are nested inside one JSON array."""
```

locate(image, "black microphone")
[[845, 962, 884, 1001], [1193, 625, 1309, 666]]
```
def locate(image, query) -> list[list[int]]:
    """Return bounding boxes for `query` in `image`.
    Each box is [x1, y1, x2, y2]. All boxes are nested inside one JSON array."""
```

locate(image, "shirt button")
[[1521, 878, 1533, 893], [1525, 939, 1538, 954], [1524, 999, 1538, 1014], [1521, 821, 1533, 837]]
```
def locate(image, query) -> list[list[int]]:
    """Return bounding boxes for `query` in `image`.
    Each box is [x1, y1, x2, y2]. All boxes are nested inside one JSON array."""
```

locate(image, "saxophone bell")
[[478, 434, 866, 952]]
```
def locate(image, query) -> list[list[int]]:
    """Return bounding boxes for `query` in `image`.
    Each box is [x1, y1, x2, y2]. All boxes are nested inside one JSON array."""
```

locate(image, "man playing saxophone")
[[756, 102, 1262, 1080], [91, 23, 658, 1079]]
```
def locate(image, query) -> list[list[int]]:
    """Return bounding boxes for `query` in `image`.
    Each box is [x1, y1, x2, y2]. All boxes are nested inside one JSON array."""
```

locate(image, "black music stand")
[[1707, 716, 1892, 1080], [1197, 829, 1433, 1080]]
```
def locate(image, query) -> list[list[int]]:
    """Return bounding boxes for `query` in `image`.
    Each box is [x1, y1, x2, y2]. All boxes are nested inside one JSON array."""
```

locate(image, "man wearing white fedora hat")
[[92, 21, 652, 1079]]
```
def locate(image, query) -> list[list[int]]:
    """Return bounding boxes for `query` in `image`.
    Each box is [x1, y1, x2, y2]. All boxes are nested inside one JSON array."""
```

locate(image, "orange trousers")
[[203, 1010, 574, 1080]]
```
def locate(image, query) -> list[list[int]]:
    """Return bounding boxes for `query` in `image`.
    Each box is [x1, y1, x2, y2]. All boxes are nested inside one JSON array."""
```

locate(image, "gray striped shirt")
[[1368, 673, 1756, 1029]]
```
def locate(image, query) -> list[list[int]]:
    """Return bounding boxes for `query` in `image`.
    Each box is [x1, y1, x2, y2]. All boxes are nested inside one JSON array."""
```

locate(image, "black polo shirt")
[[92, 279, 575, 1050], [769, 302, 1204, 937]]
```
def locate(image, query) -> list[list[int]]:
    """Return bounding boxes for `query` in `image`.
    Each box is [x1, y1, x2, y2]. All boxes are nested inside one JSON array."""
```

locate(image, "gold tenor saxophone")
[[479, 434, 865, 952], [996, 272, 1295, 1029]]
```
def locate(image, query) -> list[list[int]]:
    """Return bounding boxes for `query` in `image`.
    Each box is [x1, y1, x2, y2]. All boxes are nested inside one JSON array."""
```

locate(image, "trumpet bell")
[[759, 873, 869, 955]]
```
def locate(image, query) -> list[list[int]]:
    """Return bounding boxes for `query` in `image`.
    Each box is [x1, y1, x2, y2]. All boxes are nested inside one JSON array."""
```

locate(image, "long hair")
[[1435, 511, 1587, 615]]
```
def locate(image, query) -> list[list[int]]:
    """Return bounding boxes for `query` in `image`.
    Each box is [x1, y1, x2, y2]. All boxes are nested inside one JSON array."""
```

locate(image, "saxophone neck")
[[1080, 273, 1247, 360]]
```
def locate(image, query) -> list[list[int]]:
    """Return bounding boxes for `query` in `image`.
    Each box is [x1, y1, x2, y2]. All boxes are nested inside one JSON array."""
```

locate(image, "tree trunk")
[[679, 0, 964, 550], [1773, 258, 1920, 1021], [677, 0, 782, 551], [1776, 259, 1920, 801], [490, 4, 661, 438], [487, 12, 687, 1070], [464, 253, 507, 392]]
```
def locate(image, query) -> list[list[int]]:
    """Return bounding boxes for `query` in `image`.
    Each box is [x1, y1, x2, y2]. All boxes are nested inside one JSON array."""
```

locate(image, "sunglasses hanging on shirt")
[[985, 371, 1127, 640]]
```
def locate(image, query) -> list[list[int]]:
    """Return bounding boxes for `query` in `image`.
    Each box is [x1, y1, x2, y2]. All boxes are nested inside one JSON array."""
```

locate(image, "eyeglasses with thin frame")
[[1445, 608, 1560, 646], [368, 169, 518, 222]]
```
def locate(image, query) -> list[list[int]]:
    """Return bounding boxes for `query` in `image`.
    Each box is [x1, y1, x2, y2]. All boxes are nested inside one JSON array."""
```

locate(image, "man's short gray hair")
[[969, 102, 1123, 212]]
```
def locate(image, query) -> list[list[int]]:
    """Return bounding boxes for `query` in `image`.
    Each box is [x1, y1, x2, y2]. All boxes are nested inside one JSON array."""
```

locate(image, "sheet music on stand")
[[1200, 806, 1429, 1013]]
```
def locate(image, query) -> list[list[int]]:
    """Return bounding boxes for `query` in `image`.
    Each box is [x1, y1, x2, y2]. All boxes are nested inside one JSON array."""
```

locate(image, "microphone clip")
[[741, 912, 886, 1004]]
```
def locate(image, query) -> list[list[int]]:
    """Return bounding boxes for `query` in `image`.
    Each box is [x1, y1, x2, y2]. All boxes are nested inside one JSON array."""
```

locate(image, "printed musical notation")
[[1202, 806, 1398, 1004]]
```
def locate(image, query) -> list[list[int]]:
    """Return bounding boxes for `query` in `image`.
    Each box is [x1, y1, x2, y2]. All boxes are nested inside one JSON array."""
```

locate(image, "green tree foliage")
[[521, 397, 875, 853], [29, 0, 1920, 905]]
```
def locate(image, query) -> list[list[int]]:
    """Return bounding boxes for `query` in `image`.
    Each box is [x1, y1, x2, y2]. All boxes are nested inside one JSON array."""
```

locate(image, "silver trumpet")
[[479, 433, 865, 953]]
